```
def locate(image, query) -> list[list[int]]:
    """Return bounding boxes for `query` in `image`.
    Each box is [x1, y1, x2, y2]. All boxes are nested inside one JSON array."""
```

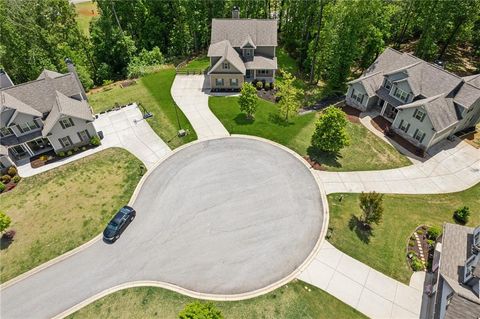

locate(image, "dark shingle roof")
[[211, 19, 277, 47], [444, 294, 480, 319]]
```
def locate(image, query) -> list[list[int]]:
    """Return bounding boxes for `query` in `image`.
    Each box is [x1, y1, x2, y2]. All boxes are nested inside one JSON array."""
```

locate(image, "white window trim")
[[215, 78, 224, 86], [383, 79, 392, 90], [0, 126, 13, 137], [17, 120, 39, 133], [230, 78, 238, 87], [60, 118, 74, 129], [59, 136, 72, 148], [393, 86, 409, 102], [413, 129, 425, 142]]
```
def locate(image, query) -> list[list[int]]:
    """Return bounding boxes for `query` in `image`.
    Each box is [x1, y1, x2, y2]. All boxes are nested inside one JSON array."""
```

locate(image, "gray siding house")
[[346, 48, 480, 151], [0, 62, 98, 169], [208, 7, 278, 91]]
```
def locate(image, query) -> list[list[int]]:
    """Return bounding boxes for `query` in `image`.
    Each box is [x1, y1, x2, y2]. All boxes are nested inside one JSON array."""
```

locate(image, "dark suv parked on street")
[[103, 206, 136, 242]]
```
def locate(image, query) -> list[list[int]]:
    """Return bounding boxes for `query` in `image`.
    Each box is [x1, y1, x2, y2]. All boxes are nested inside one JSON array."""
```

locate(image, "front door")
[[246, 70, 252, 80]]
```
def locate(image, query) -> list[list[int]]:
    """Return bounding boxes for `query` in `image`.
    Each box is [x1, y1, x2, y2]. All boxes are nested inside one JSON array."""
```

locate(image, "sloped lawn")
[[328, 183, 480, 284], [87, 69, 197, 149], [68, 280, 367, 319], [209, 96, 410, 171], [0, 149, 143, 283]]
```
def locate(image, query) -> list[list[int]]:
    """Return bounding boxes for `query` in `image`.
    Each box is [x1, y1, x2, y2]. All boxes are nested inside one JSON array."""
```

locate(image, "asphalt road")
[[0, 137, 325, 319]]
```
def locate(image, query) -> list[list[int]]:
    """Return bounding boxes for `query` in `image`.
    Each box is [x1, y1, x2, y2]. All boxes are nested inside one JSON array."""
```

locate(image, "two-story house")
[[207, 7, 278, 91], [430, 223, 480, 319], [0, 60, 98, 169], [346, 48, 480, 152]]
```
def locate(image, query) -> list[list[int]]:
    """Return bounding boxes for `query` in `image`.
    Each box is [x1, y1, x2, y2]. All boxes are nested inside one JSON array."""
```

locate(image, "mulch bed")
[[340, 104, 361, 123], [371, 116, 425, 157], [303, 156, 326, 170], [407, 225, 435, 272], [257, 89, 277, 103]]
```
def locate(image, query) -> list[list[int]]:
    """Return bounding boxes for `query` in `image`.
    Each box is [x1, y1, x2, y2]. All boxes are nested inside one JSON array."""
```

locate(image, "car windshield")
[[107, 221, 118, 229]]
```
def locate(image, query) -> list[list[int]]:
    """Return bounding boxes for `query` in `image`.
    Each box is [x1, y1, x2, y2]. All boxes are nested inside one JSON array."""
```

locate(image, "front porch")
[[6, 137, 53, 165], [245, 69, 275, 83]]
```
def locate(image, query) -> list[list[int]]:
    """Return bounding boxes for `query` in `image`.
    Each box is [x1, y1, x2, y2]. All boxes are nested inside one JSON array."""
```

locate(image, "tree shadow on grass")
[[0, 238, 13, 250], [268, 113, 294, 127], [307, 146, 342, 168], [234, 113, 254, 125], [348, 215, 373, 244]]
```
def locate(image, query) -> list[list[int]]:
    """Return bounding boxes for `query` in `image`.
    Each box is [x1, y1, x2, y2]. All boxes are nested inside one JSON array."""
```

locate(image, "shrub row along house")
[[346, 48, 480, 152], [0, 60, 98, 169], [207, 7, 278, 91], [430, 223, 480, 319]]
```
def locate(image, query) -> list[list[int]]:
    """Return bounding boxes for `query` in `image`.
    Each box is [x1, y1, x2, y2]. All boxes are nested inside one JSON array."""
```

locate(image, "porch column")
[[253, 70, 256, 80], [22, 142, 35, 157], [380, 101, 387, 116]]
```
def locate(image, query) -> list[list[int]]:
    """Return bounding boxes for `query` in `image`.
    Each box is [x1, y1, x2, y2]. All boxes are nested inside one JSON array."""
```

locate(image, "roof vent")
[[232, 6, 240, 19], [433, 60, 445, 69]]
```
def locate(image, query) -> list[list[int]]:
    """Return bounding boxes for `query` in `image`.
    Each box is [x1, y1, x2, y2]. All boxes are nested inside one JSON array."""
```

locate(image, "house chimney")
[[232, 6, 240, 19], [65, 58, 87, 101]]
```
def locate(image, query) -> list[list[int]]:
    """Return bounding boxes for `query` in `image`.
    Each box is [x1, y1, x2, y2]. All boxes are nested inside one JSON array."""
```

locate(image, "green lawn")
[[0, 149, 143, 283], [87, 69, 197, 149], [328, 183, 480, 284], [74, 1, 98, 37], [68, 280, 367, 319], [209, 96, 410, 171], [179, 56, 210, 71]]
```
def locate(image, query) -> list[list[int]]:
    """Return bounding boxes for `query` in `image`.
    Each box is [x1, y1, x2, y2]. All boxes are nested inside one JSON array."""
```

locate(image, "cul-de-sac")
[[0, 1, 479, 319]]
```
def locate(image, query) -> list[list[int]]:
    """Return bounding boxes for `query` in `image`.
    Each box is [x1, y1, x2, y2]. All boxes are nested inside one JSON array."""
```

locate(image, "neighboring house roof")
[[42, 91, 93, 135], [454, 82, 480, 108], [0, 92, 42, 118], [244, 55, 277, 70], [440, 223, 480, 303], [463, 74, 480, 88], [37, 69, 64, 80], [0, 73, 84, 114], [444, 294, 480, 319], [0, 70, 14, 89], [211, 19, 277, 47], [208, 40, 246, 75], [397, 94, 459, 131]]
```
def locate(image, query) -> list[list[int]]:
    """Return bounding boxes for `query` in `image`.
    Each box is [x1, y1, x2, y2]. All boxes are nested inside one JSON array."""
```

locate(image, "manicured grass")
[[209, 96, 410, 171], [87, 69, 197, 149], [328, 183, 480, 284], [0, 149, 144, 283], [74, 1, 98, 37], [68, 280, 367, 319], [179, 56, 210, 71]]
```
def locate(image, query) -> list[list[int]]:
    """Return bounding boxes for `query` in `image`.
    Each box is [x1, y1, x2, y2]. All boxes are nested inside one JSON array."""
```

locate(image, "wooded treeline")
[[1, 0, 479, 92]]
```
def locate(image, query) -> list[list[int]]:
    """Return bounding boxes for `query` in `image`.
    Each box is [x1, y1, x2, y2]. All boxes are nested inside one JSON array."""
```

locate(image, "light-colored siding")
[[255, 46, 275, 58], [454, 98, 480, 132], [210, 74, 244, 90], [0, 155, 13, 170], [47, 117, 96, 152], [346, 83, 369, 111], [391, 80, 414, 104], [209, 59, 243, 74], [9, 112, 42, 137], [0, 109, 15, 127], [392, 106, 435, 149]]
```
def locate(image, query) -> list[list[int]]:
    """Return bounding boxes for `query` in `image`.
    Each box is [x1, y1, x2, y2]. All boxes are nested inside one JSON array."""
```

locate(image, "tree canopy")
[[238, 82, 258, 119], [311, 106, 349, 153]]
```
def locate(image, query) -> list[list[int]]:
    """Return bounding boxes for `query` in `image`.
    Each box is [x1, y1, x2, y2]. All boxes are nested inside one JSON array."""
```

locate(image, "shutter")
[[405, 94, 410, 102], [413, 109, 418, 118], [405, 123, 410, 133], [414, 129, 419, 139], [85, 129, 91, 139], [17, 124, 24, 134], [420, 113, 426, 122], [360, 94, 365, 104], [67, 136, 73, 146], [77, 132, 83, 142], [60, 120, 65, 129], [69, 118, 75, 127], [394, 87, 398, 96], [58, 138, 65, 148], [351, 89, 355, 97], [420, 133, 426, 143], [399, 119, 404, 129]]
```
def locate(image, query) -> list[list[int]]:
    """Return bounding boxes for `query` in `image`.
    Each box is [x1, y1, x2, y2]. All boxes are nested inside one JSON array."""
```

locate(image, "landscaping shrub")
[[7, 166, 17, 177], [270, 82, 274, 90], [427, 226, 442, 240], [311, 106, 350, 152], [408, 240, 415, 247], [426, 239, 435, 247], [178, 302, 223, 319], [410, 255, 424, 271], [67, 150, 73, 156], [0, 182, 5, 193], [453, 206, 470, 224], [74, 147, 79, 152], [58, 151, 66, 157], [256, 81, 263, 89], [90, 135, 101, 146], [264, 82, 271, 90], [1, 175, 11, 184], [82, 146, 87, 151], [12, 175, 21, 183], [417, 229, 424, 236]]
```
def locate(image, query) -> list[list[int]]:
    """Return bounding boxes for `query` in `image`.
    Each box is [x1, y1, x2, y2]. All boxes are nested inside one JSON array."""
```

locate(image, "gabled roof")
[[244, 55, 277, 70], [463, 74, 480, 88], [240, 35, 256, 49], [444, 294, 480, 319], [42, 91, 93, 135], [0, 92, 42, 118], [37, 69, 64, 80], [0, 73, 83, 114], [207, 40, 246, 75], [0, 70, 14, 89], [454, 82, 480, 108], [397, 94, 459, 132], [211, 18, 277, 47], [347, 72, 383, 97]]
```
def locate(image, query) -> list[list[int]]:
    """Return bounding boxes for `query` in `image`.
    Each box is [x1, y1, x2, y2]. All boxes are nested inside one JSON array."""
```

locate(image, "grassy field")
[[179, 56, 210, 71], [68, 280, 367, 319], [0, 149, 143, 283], [209, 96, 410, 171], [328, 183, 480, 284], [74, 1, 98, 37], [87, 69, 197, 149]]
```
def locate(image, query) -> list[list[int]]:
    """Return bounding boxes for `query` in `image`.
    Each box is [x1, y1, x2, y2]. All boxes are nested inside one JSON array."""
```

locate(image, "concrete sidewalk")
[[318, 139, 480, 194], [298, 241, 424, 319], [171, 75, 230, 140], [17, 104, 171, 177]]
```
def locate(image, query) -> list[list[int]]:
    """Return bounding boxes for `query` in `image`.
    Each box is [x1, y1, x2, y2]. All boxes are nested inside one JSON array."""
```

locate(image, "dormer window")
[[383, 78, 392, 90], [223, 62, 230, 69], [243, 49, 254, 57], [393, 87, 409, 102]]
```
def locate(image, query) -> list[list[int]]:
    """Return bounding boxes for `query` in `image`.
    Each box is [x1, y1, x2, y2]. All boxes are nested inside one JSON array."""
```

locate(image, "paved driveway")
[[171, 75, 229, 139], [0, 137, 326, 319]]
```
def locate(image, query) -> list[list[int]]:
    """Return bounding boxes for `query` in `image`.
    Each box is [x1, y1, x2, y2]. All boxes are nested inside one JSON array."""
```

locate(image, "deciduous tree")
[[311, 106, 349, 153], [0, 211, 12, 233], [276, 71, 301, 121], [359, 192, 384, 228], [238, 82, 258, 119]]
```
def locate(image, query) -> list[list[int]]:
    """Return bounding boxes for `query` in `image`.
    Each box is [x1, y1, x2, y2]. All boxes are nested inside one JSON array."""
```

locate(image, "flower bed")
[[406, 225, 438, 272]]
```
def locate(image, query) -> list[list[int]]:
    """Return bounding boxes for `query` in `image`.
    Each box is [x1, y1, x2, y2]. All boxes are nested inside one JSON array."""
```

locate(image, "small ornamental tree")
[[178, 302, 223, 319], [276, 70, 301, 121], [453, 206, 470, 224], [311, 106, 350, 153], [238, 82, 258, 119], [359, 192, 384, 228], [0, 211, 12, 233]]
